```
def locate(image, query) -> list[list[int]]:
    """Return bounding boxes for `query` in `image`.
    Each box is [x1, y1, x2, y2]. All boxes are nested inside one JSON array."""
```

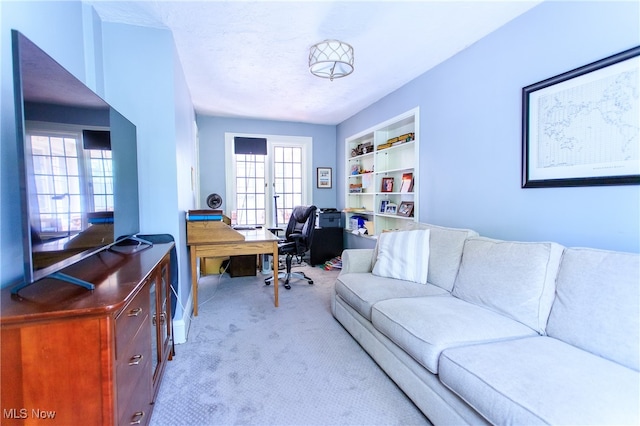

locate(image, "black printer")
[[316, 208, 342, 228]]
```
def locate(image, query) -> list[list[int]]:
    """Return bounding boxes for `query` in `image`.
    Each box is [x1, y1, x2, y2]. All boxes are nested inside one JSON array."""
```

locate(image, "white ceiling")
[[89, 1, 542, 125]]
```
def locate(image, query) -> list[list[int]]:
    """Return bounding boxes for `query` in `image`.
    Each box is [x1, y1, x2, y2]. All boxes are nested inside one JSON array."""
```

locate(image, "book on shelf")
[[349, 183, 363, 193], [400, 173, 414, 193], [386, 133, 415, 145]]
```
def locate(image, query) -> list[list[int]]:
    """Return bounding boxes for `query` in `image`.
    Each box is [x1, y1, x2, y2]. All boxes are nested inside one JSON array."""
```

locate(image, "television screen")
[[12, 30, 140, 290]]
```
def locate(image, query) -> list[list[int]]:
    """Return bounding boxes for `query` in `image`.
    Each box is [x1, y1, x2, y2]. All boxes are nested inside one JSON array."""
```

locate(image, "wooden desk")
[[187, 222, 279, 315]]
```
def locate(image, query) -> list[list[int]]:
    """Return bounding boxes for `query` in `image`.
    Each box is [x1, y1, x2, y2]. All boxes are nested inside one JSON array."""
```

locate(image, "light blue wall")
[[101, 22, 197, 318], [173, 42, 200, 319], [337, 1, 640, 253], [196, 115, 337, 210], [101, 23, 178, 233]]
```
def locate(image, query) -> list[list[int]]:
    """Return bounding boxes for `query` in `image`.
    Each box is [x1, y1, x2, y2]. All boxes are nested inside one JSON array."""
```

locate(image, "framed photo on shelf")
[[384, 203, 397, 215], [317, 167, 332, 188], [522, 46, 640, 188], [379, 199, 389, 213], [400, 173, 414, 192], [398, 201, 414, 217], [381, 177, 394, 192]]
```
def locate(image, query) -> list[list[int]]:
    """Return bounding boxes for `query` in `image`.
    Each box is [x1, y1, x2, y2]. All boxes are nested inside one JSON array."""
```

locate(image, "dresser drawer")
[[115, 283, 150, 360], [117, 358, 152, 426], [117, 314, 152, 425]]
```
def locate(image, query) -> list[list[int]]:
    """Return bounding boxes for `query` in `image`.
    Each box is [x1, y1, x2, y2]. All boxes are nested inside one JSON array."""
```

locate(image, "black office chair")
[[265, 205, 317, 289]]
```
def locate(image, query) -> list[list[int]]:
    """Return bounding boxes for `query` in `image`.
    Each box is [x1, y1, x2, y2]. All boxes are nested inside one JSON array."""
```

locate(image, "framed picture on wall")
[[522, 46, 640, 188], [317, 167, 332, 188]]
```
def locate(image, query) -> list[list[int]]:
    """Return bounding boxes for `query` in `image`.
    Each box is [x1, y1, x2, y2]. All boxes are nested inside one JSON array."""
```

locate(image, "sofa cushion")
[[547, 247, 640, 371], [452, 237, 564, 334], [371, 296, 537, 374], [403, 222, 479, 291], [335, 273, 448, 321], [372, 229, 430, 284], [439, 336, 640, 425]]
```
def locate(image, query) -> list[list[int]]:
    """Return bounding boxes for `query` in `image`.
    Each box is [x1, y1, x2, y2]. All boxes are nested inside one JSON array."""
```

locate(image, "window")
[[27, 126, 113, 236], [88, 149, 113, 212], [235, 154, 266, 225], [273, 146, 303, 225], [30, 133, 81, 235], [225, 134, 312, 227]]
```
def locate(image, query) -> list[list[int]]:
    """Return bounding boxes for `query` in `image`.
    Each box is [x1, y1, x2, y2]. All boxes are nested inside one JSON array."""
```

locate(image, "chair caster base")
[[264, 272, 313, 290]]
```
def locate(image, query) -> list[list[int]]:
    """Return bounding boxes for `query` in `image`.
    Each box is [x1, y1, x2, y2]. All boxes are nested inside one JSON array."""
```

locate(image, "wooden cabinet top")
[[1, 242, 174, 325]]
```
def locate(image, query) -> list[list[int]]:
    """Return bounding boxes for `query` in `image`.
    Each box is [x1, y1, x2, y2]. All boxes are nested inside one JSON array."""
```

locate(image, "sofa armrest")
[[339, 249, 375, 274]]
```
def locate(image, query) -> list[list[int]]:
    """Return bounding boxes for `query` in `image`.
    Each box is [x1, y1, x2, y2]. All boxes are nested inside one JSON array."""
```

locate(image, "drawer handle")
[[128, 354, 143, 366], [152, 312, 166, 326], [130, 411, 145, 425], [128, 307, 143, 317]]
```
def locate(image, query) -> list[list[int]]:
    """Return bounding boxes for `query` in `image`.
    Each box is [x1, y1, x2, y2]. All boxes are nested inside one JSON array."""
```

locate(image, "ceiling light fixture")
[[309, 39, 354, 81]]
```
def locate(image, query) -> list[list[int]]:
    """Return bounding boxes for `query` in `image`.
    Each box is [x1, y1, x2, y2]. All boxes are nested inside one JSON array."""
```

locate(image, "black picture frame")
[[317, 167, 332, 189], [522, 46, 640, 188]]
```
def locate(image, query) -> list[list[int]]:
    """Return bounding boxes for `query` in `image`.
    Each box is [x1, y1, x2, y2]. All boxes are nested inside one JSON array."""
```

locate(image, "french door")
[[224, 133, 312, 227]]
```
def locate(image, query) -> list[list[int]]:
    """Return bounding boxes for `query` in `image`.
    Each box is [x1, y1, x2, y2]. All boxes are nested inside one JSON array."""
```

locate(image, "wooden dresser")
[[1, 242, 174, 425]]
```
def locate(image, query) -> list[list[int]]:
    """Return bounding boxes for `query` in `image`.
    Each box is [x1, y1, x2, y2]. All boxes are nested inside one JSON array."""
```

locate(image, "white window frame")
[[224, 133, 313, 227]]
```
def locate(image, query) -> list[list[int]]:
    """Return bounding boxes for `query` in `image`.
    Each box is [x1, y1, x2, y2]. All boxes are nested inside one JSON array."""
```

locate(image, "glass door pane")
[[273, 146, 303, 225]]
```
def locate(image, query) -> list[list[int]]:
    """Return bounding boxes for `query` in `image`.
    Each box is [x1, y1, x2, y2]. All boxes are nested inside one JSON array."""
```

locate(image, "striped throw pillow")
[[372, 229, 430, 284]]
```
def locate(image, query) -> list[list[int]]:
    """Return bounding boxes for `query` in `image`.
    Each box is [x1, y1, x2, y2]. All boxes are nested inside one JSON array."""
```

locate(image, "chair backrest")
[[285, 205, 317, 251]]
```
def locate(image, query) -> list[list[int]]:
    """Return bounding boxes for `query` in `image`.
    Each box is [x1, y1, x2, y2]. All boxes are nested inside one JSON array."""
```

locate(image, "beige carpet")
[[150, 264, 430, 425]]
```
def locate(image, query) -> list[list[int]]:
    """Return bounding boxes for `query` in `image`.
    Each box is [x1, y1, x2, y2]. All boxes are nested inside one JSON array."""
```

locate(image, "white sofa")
[[331, 223, 639, 425]]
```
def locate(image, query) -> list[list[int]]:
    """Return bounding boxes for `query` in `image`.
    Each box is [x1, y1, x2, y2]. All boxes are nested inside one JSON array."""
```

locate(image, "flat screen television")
[[11, 30, 144, 293]]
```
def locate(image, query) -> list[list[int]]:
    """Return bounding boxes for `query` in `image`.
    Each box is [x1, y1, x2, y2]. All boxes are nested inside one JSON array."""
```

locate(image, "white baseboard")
[[172, 291, 193, 344]]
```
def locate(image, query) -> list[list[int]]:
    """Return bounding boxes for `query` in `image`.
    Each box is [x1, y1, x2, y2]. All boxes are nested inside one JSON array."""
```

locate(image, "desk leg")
[[190, 248, 199, 316], [273, 242, 279, 307]]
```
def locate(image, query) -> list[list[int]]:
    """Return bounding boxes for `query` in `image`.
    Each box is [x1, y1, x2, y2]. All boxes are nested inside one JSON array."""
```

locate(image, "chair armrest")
[[339, 249, 375, 275], [287, 232, 306, 252]]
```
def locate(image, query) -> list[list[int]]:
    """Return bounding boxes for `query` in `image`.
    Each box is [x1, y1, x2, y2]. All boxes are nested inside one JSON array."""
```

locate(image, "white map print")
[[536, 68, 639, 169]]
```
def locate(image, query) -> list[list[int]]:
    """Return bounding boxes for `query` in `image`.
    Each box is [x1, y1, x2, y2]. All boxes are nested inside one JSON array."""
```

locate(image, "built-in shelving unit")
[[344, 108, 419, 242]]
